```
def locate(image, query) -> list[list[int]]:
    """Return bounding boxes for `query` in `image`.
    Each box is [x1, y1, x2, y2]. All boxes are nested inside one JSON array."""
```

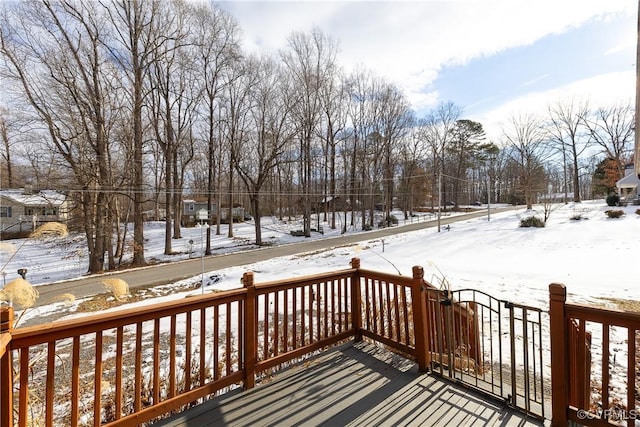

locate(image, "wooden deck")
[[155, 342, 548, 427]]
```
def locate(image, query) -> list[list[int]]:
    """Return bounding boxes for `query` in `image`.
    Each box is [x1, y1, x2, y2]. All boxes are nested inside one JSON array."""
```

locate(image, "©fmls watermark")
[[577, 408, 639, 422]]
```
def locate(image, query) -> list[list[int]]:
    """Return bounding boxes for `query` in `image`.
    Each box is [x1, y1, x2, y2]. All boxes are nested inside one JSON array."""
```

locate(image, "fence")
[[549, 283, 639, 427], [2, 258, 443, 426], [2, 259, 581, 426], [424, 287, 547, 419]]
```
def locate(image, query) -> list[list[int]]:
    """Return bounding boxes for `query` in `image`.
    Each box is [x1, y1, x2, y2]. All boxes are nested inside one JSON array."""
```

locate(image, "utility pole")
[[437, 172, 442, 232]]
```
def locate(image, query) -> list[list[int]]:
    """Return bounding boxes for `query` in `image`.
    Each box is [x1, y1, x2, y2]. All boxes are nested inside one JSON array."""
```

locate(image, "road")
[[33, 207, 516, 307]]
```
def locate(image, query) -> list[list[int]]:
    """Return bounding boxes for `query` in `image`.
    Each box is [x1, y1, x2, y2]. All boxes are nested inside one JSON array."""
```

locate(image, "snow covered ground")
[[2, 200, 639, 312], [3, 200, 638, 422]]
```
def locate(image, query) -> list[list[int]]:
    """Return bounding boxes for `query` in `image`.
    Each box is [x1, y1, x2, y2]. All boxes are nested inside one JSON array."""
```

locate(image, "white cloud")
[[478, 70, 635, 141], [605, 42, 635, 56], [221, 1, 635, 119]]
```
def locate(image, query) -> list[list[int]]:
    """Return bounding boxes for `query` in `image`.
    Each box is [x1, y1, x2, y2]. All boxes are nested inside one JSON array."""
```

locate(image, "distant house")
[[616, 164, 640, 202], [319, 196, 345, 211], [182, 199, 245, 226], [0, 189, 69, 233]]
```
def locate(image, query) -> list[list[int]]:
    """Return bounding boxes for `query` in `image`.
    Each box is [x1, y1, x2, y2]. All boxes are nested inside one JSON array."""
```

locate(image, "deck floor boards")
[[154, 342, 548, 427]]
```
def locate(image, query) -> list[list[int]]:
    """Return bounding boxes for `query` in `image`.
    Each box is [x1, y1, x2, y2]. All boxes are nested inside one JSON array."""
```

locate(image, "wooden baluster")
[[350, 258, 362, 341], [243, 272, 256, 389], [549, 283, 569, 427], [0, 306, 14, 427], [411, 266, 428, 372], [115, 326, 124, 420], [46, 342, 55, 427], [94, 331, 103, 427]]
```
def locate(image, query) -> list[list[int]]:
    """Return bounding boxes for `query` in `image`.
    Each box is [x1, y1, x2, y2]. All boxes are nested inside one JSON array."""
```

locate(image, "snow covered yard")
[[2, 200, 639, 425], [2, 200, 638, 326]]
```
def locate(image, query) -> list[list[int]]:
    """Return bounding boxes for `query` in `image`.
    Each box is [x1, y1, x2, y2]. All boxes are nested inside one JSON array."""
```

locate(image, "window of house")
[[43, 207, 57, 216], [189, 204, 195, 211], [0, 206, 12, 217]]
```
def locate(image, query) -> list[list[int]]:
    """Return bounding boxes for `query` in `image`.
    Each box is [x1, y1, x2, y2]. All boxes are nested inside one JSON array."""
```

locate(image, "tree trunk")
[[227, 166, 234, 238], [251, 195, 262, 245], [164, 149, 173, 255]]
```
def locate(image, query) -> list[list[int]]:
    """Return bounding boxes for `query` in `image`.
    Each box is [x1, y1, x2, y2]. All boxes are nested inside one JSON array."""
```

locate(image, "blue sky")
[[219, 1, 636, 138], [435, 12, 636, 119]]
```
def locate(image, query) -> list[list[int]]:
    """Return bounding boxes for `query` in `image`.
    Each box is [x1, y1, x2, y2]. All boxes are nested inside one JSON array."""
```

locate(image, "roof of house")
[[616, 172, 640, 189], [0, 189, 67, 206]]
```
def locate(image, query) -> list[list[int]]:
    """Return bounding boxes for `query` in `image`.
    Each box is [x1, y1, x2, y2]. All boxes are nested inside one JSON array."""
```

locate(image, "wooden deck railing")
[[0, 257, 547, 426], [1, 258, 439, 426], [2, 288, 248, 427], [356, 266, 420, 359], [243, 263, 359, 385], [1, 307, 14, 427], [550, 283, 639, 427]]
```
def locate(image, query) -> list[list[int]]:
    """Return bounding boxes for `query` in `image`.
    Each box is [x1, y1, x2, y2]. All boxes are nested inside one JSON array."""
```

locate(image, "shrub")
[[606, 194, 620, 207], [0, 277, 39, 309], [520, 216, 545, 228], [636, 209, 640, 216], [605, 210, 624, 219], [570, 214, 583, 221], [102, 278, 130, 301], [30, 222, 68, 238], [378, 214, 398, 227]]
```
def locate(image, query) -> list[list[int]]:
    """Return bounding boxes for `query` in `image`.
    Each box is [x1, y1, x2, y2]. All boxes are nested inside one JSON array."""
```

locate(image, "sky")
[[218, 0, 637, 140]]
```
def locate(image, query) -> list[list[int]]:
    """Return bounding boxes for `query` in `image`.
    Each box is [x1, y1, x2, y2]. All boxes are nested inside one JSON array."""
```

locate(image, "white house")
[[616, 164, 640, 203], [182, 199, 245, 226], [0, 189, 69, 233]]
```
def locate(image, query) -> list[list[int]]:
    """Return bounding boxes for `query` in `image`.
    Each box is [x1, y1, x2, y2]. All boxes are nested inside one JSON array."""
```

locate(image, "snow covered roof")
[[616, 172, 640, 190], [0, 189, 67, 206]]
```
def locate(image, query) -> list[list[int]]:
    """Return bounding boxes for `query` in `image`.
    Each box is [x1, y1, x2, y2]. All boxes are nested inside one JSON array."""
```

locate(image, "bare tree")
[[502, 114, 550, 209], [546, 98, 590, 203], [581, 102, 634, 180], [147, 0, 201, 254], [0, 0, 124, 272], [344, 67, 377, 231], [318, 69, 348, 230], [449, 119, 487, 206], [281, 27, 338, 237], [221, 57, 253, 238], [235, 56, 296, 245], [420, 102, 462, 209], [104, 0, 171, 267], [0, 107, 15, 188], [397, 124, 426, 219], [375, 81, 412, 224], [191, 2, 240, 253]]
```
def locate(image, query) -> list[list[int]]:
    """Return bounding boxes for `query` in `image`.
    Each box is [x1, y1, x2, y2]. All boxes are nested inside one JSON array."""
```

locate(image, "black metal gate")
[[424, 288, 548, 420]]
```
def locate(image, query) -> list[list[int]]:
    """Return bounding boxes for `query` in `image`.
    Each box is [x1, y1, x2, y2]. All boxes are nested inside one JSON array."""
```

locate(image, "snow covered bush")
[[519, 216, 545, 228]]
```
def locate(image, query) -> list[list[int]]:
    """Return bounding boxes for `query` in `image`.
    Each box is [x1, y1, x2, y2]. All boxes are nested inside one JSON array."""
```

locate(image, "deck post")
[[243, 272, 256, 389], [549, 283, 568, 426], [350, 258, 362, 341], [0, 306, 14, 427], [411, 266, 429, 372]]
